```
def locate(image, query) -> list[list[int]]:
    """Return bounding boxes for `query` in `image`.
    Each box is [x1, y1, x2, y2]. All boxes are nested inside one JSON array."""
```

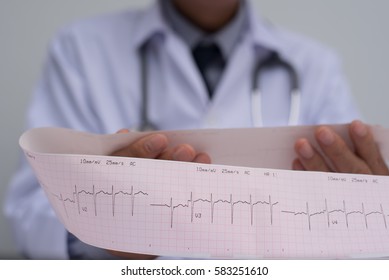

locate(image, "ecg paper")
[[19, 125, 389, 259]]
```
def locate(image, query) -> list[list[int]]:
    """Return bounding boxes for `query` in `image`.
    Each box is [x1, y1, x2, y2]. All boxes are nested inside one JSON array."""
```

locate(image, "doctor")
[[5, 0, 388, 260]]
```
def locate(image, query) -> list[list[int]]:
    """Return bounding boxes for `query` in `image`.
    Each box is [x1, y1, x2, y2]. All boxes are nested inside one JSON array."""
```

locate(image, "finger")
[[315, 126, 371, 174], [116, 128, 130, 134], [112, 133, 168, 158], [294, 138, 331, 172], [194, 153, 211, 164], [292, 158, 306, 171], [158, 144, 196, 162], [349, 120, 389, 175]]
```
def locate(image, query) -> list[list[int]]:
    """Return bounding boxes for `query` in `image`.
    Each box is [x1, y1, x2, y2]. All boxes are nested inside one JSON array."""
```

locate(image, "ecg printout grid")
[[26, 149, 389, 259], [20, 126, 389, 259]]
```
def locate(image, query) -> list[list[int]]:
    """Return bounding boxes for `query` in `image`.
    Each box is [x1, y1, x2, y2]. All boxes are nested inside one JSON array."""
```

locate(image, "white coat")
[[4, 1, 359, 259]]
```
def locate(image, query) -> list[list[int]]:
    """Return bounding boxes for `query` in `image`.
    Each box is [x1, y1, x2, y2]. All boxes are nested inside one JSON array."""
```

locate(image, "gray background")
[[1, 0, 388, 259]]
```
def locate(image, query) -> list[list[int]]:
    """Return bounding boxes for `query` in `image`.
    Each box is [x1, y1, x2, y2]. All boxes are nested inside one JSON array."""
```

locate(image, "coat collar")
[[131, 0, 298, 69], [131, 1, 167, 49]]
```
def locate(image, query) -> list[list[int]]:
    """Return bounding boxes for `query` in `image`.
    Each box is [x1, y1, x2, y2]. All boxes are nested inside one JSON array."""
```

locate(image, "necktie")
[[192, 42, 225, 99]]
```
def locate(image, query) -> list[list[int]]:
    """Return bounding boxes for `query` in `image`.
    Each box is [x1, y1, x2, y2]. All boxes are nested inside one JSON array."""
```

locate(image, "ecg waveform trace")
[[52, 186, 389, 232], [150, 192, 279, 228], [52, 185, 148, 218], [281, 199, 388, 231]]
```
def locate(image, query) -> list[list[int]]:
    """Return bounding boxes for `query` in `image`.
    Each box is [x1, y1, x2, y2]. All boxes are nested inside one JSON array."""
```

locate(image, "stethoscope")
[[138, 45, 300, 131]]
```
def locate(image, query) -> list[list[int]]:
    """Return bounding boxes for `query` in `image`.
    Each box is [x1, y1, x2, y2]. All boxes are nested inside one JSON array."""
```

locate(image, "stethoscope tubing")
[[139, 46, 300, 131]]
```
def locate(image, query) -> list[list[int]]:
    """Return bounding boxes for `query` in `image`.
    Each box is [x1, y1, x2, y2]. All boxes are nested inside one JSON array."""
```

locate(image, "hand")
[[108, 129, 211, 259], [293, 120, 389, 175], [112, 129, 211, 163]]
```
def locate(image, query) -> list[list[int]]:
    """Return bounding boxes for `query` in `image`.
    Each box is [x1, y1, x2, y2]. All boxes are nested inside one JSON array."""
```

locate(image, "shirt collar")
[[160, 0, 247, 59], [131, 0, 296, 68]]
